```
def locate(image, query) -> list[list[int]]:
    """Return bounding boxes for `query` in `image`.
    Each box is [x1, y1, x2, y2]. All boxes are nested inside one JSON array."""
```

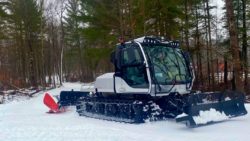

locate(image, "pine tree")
[[64, 0, 85, 81], [6, 0, 43, 87]]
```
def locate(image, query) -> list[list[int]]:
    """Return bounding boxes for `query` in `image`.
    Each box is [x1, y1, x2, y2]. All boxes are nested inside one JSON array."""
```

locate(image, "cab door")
[[113, 43, 149, 93]]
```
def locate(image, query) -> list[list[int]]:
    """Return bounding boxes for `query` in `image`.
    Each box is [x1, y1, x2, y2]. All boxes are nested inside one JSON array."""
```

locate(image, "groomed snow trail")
[[0, 83, 249, 141]]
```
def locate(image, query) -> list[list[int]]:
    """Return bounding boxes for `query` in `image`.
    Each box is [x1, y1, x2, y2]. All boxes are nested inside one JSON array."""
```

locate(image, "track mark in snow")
[[0, 83, 250, 141]]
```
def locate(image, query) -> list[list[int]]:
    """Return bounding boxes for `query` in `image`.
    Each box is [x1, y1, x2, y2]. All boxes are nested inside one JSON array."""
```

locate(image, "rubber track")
[[76, 97, 145, 123]]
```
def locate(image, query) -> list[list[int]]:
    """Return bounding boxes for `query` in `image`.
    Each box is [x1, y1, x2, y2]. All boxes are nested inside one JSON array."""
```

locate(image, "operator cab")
[[110, 36, 193, 96], [111, 43, 149, 88]]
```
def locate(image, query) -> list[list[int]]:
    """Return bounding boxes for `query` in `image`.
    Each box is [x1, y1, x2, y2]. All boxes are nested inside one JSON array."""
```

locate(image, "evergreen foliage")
[[0, 0, 249, 93]]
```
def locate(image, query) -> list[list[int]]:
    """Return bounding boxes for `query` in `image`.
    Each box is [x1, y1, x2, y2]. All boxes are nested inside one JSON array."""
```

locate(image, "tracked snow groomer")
[[59, 36, 247, 127]]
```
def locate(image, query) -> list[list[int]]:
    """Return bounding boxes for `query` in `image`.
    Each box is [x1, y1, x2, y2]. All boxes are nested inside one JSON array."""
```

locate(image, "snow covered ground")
[[0, 83, 249, 141]]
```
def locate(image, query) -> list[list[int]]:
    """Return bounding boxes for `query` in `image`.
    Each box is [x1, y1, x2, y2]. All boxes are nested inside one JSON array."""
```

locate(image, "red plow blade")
[[43, 93, 60, 113]]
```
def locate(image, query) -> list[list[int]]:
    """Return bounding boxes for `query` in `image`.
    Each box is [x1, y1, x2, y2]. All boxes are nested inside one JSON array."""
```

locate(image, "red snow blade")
[[43, 93, 59, 113]]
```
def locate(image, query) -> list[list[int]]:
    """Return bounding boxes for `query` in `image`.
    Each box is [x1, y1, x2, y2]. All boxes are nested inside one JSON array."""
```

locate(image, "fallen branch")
[[246, 95, 250, 103], [28, 90, 42, 97], [0, 95, 3, 104]]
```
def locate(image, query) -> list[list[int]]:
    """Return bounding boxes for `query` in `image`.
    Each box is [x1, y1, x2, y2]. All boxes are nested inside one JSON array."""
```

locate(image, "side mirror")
[[183, 51, 191, 64], [110, 51, 115, 65]]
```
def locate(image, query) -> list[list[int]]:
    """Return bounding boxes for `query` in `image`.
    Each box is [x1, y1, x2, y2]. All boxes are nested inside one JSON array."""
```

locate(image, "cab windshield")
[[143, 45, 191, 85]]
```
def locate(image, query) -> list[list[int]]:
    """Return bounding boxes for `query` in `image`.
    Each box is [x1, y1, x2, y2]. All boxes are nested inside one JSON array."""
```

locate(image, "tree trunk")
[[241, 0, 248, 90], [184, 0, 190, 51], [205, 0, 215, 91], [203, 1, 211, 89], [225, 0, 244, 92], [224, 58, 228, 88], [59, 2, 65, 85], [195, 3, 203, 85], [27, 35, 37, 87]]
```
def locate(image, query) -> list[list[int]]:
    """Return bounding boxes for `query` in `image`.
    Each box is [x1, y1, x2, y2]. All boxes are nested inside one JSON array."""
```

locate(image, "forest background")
[[0, 0, 249, 94]]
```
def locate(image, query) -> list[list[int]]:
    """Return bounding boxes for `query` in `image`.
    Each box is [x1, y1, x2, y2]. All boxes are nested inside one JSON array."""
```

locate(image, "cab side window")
[[120, 45, 148, 88]]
